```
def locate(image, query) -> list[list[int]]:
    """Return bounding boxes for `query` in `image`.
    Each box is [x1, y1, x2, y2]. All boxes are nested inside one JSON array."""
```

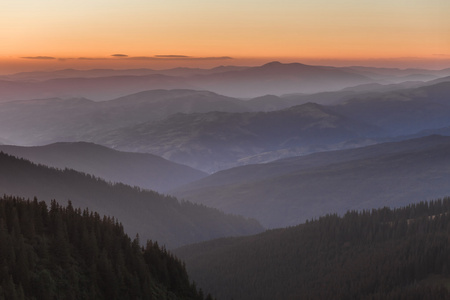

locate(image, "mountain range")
[[2, 61, 449, 101]]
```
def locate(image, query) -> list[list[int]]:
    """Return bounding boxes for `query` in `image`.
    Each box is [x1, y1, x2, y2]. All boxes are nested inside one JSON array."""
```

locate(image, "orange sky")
[[1, 0, 450, 73]]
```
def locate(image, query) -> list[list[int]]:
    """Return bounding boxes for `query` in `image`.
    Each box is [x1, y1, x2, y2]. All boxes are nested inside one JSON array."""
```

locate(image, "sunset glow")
[[2, 0, 450, 73]]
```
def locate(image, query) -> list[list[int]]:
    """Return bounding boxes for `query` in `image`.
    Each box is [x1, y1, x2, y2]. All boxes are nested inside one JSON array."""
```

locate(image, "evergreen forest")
[[0, 195, 214, 300], [175, 198, 450, 300]]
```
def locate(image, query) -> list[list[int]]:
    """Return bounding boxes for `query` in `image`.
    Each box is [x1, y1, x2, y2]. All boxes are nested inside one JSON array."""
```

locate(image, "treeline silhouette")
[[0, 195, 214, 300], [176, 198, 450, 300]]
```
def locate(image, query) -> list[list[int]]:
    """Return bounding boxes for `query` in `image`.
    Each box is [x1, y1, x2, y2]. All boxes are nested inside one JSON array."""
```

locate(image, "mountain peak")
[[261, 61, 309, 68]]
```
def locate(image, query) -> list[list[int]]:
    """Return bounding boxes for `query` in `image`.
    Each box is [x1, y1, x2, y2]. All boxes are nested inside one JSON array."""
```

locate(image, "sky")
[[1, 0, 450, 73]]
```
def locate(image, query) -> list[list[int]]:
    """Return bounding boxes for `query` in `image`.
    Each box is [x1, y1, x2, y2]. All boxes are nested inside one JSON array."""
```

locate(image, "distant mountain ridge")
[[185, 61, 372, 98], [5, 61, 449, 101]]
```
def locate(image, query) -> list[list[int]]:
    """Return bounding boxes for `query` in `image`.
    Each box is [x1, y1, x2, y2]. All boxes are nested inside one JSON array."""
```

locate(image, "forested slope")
[[0, 152, 263, 248], [0, 196, 214, 300], [175, 198, 450, 300]]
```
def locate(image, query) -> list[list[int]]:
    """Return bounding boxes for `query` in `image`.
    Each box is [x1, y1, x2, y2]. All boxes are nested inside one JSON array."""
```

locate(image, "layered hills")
[[0, 152, 263, 248], [172, 135, 450, 228], [1, 79, 449, 173]]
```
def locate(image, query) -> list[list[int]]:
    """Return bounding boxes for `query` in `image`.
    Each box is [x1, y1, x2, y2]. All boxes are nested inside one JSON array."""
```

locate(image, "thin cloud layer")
[[21, 56, 56, 60], [20, 55, 233, 61]]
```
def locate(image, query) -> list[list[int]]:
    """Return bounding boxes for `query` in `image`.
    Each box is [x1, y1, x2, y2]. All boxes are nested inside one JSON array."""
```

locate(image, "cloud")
[[155, 55, 190, 58], [128, 55, 233, 61], [21, 56, 56, 60], [111, 54, 128, 57]]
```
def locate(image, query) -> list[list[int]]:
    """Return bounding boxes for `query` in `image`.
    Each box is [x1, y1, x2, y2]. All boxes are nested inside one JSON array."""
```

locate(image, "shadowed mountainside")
[[0, 142, 207, 192]]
